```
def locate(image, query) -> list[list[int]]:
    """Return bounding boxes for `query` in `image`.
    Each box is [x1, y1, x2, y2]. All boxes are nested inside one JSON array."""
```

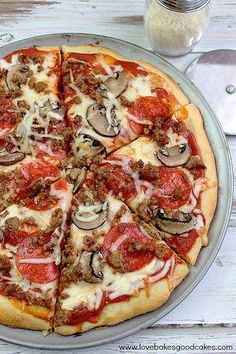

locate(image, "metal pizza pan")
[[0, 33, 233, 350]]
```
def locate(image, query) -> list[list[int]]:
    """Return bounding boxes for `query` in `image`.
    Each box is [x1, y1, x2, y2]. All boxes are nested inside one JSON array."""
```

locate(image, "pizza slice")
[[0, 47, 71, 164], [54, 194, 189, 335], [98, 104, 217, 264], [61, 45, 188, 167], [0, 157, 73, 330]]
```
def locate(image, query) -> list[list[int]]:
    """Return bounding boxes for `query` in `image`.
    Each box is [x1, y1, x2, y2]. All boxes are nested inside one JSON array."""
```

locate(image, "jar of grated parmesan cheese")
[[145, 0, 210, 56]]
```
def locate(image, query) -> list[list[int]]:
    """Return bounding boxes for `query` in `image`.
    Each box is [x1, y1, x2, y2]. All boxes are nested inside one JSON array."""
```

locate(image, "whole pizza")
[[0, 45, 217, 335]]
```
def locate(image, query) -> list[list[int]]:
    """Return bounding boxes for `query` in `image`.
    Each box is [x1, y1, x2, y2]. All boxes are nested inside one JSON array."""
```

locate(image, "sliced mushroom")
[[100, 71, 128, 98], [72, 202, 108, 230], [73, 168, 86, 194], [80, 251, 104, 283], [90, 251, 104, 280], [154, 208, 196, 235], [39, 99, 65, 118], [0, 229, 3, 241], [66, 167, 87, 193], [73, 133, 106, 159], [50, 101, 65, 117], [156, 143, 191, 167], [0, 151, 25, 166], [86, 103, 120, 137], [6, 64, 29, 91]]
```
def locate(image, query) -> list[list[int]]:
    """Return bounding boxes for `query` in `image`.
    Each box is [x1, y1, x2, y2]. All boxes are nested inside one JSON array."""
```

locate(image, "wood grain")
[[0, 0, 235, 352], [0, 0, 58, 22]]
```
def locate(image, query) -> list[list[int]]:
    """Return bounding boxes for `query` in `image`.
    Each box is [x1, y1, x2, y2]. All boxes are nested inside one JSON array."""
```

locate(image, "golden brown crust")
[[35, 46, 60, 53], [35, 46, 61, 66], [62, 44, 189, 106], [55, 262, 189, 335], [0, 295, 52, 330], [184, 104, 218, 247]]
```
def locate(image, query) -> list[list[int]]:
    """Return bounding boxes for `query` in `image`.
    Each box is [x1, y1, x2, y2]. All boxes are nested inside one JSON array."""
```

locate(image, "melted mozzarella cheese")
[[68, 72, 138, 145], [61, 256, 171, 311], [71, 196, 132, 251], [15, 95, 64, 155], [0, 204, 54, 230], [113, 137, 160, 166], [195, 213, 205, 230], [18, 257, 55, 264], [123, 75, 154, 101], [0, 54, 19, 69], [62, 282, 104, 311], [193, 177, 207, 198], [166, 128, 188, 148], [68, 89, 94, 120], [0, 182, 72, 231], [0, 52, 62, 156]]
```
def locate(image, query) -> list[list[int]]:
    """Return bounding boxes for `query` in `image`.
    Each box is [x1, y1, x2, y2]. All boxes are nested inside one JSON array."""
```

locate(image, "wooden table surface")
[[0, 1, 236, 353]]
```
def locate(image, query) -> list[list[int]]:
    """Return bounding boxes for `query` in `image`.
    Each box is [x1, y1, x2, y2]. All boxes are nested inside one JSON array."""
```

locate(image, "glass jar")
[[145, 0, 210, 57]]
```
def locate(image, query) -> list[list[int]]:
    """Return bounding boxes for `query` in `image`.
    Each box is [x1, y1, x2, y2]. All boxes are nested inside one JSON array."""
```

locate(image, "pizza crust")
[[35, 46, 61, 64], [0, 295, 52, 331], [62, 44, 189, 106], [184, 104, 218, 247], [35, 46, 60, 53], [55, 261, 188, 335]]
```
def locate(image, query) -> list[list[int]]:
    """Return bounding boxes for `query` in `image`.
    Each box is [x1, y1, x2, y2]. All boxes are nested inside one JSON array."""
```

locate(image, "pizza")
[[54, 195, 188, 334], [0, 44, 217, 335]]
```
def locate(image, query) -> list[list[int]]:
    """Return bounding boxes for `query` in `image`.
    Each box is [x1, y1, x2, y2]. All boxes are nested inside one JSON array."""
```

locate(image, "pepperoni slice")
[[153, 87, 169, 99], [115, 59, 148, 77], [20, 179, 68, 211], [151, 166, 192, 209], [0, 97, 18, 130], [22, 194, 58, 211], [167, 230, 198, 255], [18, 159, 60, 182], [102, 163, 137, 202], [15, 160, 60, 201], [128, 96, 170, 135], [69, 293, 106, 326], [16, 235, 59, 284], [102, 223, 156, 272], [4, 230, 29, 247]]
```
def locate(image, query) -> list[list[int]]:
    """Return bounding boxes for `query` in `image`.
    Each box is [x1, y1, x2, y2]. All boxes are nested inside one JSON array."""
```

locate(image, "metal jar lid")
[[156, 0, 210, 12]]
